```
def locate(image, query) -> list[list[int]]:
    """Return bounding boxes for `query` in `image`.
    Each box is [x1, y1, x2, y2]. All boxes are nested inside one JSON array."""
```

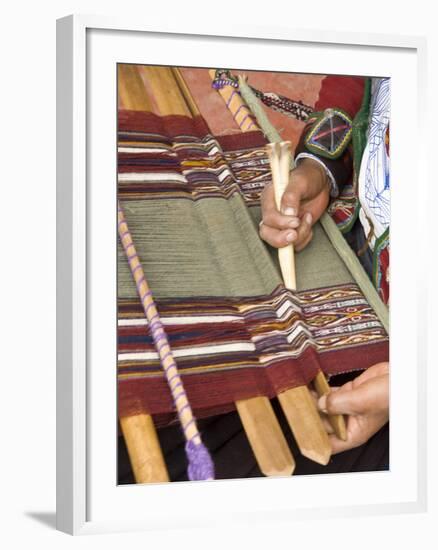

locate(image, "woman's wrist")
[[295, 155, 339, 197], [294, 158, 331, 198]]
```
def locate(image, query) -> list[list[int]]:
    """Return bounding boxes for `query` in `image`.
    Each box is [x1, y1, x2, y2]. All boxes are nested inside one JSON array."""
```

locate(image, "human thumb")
[[317, 385, 369, 416], [280, 172, 309, 216]]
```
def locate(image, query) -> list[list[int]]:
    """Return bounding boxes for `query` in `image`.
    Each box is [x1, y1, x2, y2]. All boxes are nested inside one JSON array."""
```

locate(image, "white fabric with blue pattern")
[[358, 78, 390, 249]]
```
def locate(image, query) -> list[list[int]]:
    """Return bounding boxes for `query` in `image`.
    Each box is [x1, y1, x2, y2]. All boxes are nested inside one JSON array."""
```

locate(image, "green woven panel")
[[118, 198, 353, 299]]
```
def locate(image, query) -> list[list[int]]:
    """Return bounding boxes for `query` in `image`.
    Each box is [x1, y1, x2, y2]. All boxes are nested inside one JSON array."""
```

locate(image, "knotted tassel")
[[118, 201, 215, 481], [185, 440, 215, 481]]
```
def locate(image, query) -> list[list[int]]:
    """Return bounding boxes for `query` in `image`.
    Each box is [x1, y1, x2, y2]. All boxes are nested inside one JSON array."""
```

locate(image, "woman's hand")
[[259, 158, 331, 251], [318, 362, 389, 454]]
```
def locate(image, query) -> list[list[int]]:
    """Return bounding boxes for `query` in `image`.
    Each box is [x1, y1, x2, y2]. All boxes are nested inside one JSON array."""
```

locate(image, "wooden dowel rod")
[[267, 141, 331, 464], [119, 414, 170, 483], [236, 396, 295, 476], [314, 371, 347, 441], [140, 66, 191, 116], [266, 141, 296, 290], [275, 142, 345, 442], [118, 64, 153, 112], [171, 68, 201, 117], [278, 387, 331, 465]]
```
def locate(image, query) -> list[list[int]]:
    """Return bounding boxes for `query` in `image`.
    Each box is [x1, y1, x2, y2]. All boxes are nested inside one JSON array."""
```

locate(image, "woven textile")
[[118, 109, 389, 423]]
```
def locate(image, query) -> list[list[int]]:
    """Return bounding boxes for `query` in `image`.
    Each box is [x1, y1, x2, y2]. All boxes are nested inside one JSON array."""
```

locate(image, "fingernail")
[[282, 206, 296, 216], [305, 212, 313, 224], [289, 218, 300, 228], [286, 231, 296, 243], [317, 395, 327, 413]]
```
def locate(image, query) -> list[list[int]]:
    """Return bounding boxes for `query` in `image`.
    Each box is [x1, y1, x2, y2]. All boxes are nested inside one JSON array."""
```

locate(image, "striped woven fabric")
[[117, 109, 389, 424], [118, 110, 270, 206]]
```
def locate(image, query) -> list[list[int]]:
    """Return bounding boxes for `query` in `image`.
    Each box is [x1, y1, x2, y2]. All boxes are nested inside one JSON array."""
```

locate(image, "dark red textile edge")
[[320, 340, 389, 378], [118, 109, 267, 152], [118, 110, 211, 140], [215, 131, 267, 152], [119, 350, 315, 423], [118, 340, 388, 426]]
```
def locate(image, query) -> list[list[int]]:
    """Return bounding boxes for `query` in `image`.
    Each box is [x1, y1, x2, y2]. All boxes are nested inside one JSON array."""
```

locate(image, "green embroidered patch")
[[304, 108, 353, 159]]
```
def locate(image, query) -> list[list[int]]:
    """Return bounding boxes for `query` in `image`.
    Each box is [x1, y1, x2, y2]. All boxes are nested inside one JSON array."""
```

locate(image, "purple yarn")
[[211, 78, 238, 91], [185, 440, 215, 481]]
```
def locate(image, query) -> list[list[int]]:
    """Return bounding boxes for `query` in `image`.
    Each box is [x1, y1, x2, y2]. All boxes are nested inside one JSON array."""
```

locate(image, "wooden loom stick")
[[313, 371, 347, 441], [266, 141, 331, 465], [119, 65, 294, 477], [118, 64, 153, 112], [267, 142, 297, 290], [171, 68, 201, 117], [236, 397, 295, 476], [276, 142, 346, 442], [140, 66, 192, 116], [119, 414, 169, 483], [238, 75, 347, 446]]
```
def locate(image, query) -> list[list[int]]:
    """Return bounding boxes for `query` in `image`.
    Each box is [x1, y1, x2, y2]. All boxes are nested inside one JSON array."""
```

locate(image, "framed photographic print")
[[57, 15, 427, 535]]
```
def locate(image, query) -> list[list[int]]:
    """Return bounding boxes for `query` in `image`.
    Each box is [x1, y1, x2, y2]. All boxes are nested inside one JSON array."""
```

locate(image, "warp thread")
[[118, 200, 215, 481]]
